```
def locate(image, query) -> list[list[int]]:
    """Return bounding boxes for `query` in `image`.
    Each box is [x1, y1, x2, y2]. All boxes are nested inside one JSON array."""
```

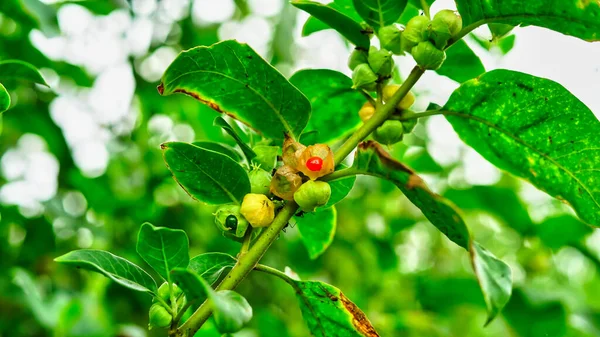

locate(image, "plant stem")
[[420, 0, 431, 18], [254, 264, 299, 290], [359, 89, 376, 106], [333, 66, 425, 165], [240, 227, 253, 255], [321, 167, 359, 182], [178, 201, 299, 336]]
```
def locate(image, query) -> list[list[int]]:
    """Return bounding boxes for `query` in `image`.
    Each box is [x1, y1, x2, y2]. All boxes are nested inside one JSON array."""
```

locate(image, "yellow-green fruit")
[[156, 282, 182, 302], [249, 167, 272, 195], [378, 25, 403, 55], [402, 15, 430, 51], [373, 120, 404, 146], [293, 181, 332, 212], [411, 41, 446, 70], [427, 18, 452, 49], [351, 63, 378, 90], [358, 101, 375, 122], [214, 204, 249, 237], [348, 48, 368, 70], [368, 47, 394, 77], [149, 303, 171, 329], [240, 193, 275, 227], [382, 85, 416, 110], [433, 9, 462, 36]]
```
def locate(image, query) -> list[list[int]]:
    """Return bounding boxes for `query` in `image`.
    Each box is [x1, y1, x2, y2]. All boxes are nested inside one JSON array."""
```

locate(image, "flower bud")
[[157, 282, 182, 302], [347, 48, 368, 70], [433, 10, 462, 36], [411, 41, 446, 70], [214, 204, 249, 238], [373, 120, 404, 146], [149, 303, 171, 329], [282, 135, 306, 170], [351, 63, 378, 90], [240, 193, 275, 228], [358, 101, 375, 122], [368, 47, 394, 77], [249, 167, 272, 195], [270, 165, 303, 200], [252, 145, 279, 171], [378, 25, 403, 55], [402, 16, 430, 51], [297, 144, 334, 180], [427, 18, 452, 49], [381, 85, 416, 110], [293, 181, 332, 212]]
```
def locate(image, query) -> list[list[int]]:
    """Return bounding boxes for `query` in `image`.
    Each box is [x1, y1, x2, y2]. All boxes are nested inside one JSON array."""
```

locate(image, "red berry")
[[306, 156, 323, 172]]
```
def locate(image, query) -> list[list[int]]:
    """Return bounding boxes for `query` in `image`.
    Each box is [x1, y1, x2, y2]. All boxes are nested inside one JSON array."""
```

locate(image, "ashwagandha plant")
[[51, 1, 600, 336]]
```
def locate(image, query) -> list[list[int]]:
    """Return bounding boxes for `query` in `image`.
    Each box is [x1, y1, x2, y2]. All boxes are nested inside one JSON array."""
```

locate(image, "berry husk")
[[270, 165, 303, 200], [433, 9, 462, 36], [368, 47, 394, 77], [381, 85, 416, 110], [411, 41, 446, 70], [373, 120, 404, 146], [402, 16, 430, 51], [293, 180, 332, 212], [156, 282, 182, 302], [282, 135, 306, 170], [240, 193, 275, 228], [378, 25, 403, 55], [249, 167, 272, 195], [348, 48, 368, 70], [214, 204, 249, 238], [427, 18, 452, 49], [297, 144, 334, 180], [351, 63, 378, 90], [148, 303, 171, 329]]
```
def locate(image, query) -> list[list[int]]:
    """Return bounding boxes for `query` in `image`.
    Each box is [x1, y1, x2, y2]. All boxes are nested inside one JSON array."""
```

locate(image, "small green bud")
[[348, 48, 368, 70], [411, 41, 446, 70], [433, 10, 462, 36], [373, 120, 404, 146], [352, 63, 378, 90], [249, 167, 272, 195], [427, 18, 452, 49], [214, 204, 249, 238], [402, 16, 430, 51], [378, 25, 403, 55], [156, 282, 182, 302], [252, 145, 279, 172], [293, 181, 332, 212], [368, 47, 394, 77], [148, 303, 171, 329]]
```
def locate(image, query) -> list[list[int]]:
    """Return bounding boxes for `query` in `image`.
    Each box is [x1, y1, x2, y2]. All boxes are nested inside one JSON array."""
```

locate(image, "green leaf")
[[251, 145, 280, 171], [536, 215, 592, 250], [292, 1, 371, 49], [503, 290, 567, 337], [454, 0, 600, 41], [188, 252, 237, 285], [136, 223, 189, 282], [352, 0, 407, 28], [352, 141, 471, 248], [302, 0, 363, 37], [171, 268, 252, 333], [325, 175, 356, 208], [213, 116, 256, 162], [470, 242, 513, 325], [436, 40, 485, 83], [54, 249, 157, 293], [191, 141, 242, 162], [0, 83, 9, 113], [161, 141, 251, 204], [294, 280, 380, 336], [444, 69, 600, 227], [0, 60, 48, 86], [290, 69, 364, 143], [295, 207, 337, 259], [159, 40, 311, 142]]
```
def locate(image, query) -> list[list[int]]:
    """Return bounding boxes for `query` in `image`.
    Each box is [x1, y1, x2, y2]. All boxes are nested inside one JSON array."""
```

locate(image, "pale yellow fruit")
[[240, 193, 275, 228], [382, 84, 416, 110]]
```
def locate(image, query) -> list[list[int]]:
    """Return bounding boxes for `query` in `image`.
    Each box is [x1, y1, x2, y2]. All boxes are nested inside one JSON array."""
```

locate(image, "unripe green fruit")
[[368, 47, 394, 77], [214, 204, 249, 238], [402, 16, 430, 51], [433, 10, 462, 36], [427, 18, 452, 49], [352, 63, 378, 90], [411, 41, 446, 70], [293, 180, 332, 212], [249, 168, 272, 195], [373, 120, 404, 146], [348, 48, 368, 70], [148, 303, 171, 329], [252, 145, 279, 171], [378, 25, 403, 55], [157, 282, 182, 302]]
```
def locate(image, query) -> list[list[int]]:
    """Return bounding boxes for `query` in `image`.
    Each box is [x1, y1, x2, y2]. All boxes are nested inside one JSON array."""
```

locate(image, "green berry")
[[373, 120, 404, 146], [433, 10, 462, 36], [351, 63, 378, 90], [148, 303, 171, 329], [293, 180, 332, 212], [348, 48, 368, 70], [249, 167, 272, 195], [368, 47, 394, 77], [378, 25, 403, 55], [214, 204, 249, 238], [411, 41, 446, 70], [402, 16, 430, 51], [252, 145, 279, 172]]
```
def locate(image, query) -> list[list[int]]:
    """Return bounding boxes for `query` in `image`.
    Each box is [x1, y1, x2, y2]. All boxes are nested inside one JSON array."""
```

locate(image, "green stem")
[[394, 109, 446, 121], [359, 89, 376, 106], [254, 264, 299, 290], [333, 66, 425, 165], [178, 201, 299, 336], [420, 0, 431, 18], [240, 227, 253, 255], [321, 167, 359, 182]]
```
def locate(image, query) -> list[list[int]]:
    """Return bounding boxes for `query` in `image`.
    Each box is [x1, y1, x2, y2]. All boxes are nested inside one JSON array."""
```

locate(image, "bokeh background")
[[2, 0, 600, 336]]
